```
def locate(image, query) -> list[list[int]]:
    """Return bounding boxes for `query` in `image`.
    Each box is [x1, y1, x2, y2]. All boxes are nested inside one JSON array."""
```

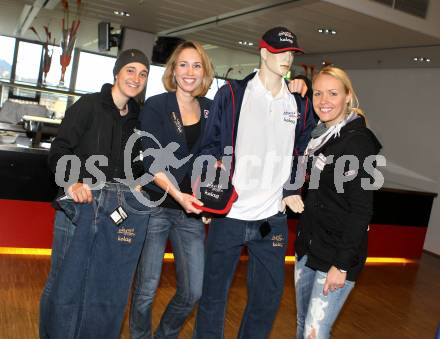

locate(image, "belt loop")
[[117, 183, 123, 207]]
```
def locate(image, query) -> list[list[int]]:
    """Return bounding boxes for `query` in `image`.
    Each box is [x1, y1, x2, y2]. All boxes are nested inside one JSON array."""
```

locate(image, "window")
[[145, 65, 166, 99], [14, 41, 42, 85], [395, 0, 429, 18], [75, 52, 115, 93], [0, 35, 15, 81], [370, 0, 429, 18], [39, 93, 78, 119]]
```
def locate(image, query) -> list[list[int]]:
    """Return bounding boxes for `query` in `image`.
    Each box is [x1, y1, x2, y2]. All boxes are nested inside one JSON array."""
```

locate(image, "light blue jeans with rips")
[[294, 254, 354, 339]]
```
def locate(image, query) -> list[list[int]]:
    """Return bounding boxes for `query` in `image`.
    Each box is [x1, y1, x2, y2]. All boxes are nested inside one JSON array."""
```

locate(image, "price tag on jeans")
[[110, 206, 128, 226]]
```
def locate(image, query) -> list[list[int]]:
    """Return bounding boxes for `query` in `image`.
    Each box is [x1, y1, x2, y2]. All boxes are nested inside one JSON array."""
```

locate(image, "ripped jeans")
[[294, 255, 354, 339]]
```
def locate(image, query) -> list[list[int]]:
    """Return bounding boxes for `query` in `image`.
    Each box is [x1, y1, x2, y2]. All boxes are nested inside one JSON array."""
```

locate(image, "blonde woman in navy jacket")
[[130, 41, 214, 339]]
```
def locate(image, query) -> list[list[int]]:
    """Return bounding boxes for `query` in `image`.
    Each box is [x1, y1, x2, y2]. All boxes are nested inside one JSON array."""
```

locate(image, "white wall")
[[206, 46, 259, 80], [120, 28, 155, 62], [344, 68, 440, 254]]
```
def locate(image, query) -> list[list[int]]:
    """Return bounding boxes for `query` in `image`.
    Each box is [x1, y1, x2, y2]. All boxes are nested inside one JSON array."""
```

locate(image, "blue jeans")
[[40, 210, 76, 338], [294, 255, 354, 339], [194, 212, 288, 339], [130, 207, 205, 339], [40, 183, 153, 339]]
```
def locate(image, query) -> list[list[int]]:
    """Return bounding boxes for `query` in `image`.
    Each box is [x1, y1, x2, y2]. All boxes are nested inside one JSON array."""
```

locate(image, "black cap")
[[113, 49, 150, 76], [259, 26, 304, 54]]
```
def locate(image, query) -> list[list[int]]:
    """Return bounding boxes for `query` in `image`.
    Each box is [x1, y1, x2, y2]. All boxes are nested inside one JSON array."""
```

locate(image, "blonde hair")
[[314, 66, 365, 117], [162, 41, 214, 97]]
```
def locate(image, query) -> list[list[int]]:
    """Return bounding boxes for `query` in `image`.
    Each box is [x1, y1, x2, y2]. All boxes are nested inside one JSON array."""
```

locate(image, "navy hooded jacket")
[[199, 72, 316, 198]]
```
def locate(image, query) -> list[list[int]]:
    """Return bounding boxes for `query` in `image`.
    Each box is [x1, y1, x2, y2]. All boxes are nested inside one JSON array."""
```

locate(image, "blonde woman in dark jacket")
[[294, 66, 382, 339]]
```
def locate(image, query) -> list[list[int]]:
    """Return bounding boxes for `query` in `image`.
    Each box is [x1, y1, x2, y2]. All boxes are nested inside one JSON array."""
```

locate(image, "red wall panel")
[[0, 199, 55, 248], [0, 199, 428, 259]]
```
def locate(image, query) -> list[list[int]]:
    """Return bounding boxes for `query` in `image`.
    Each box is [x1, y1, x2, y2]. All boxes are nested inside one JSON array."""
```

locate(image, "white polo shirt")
[[227, 72, 298, 220]]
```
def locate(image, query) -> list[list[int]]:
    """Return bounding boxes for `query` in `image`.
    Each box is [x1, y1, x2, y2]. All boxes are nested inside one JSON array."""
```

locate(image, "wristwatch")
[[337, 268, 347, 273]]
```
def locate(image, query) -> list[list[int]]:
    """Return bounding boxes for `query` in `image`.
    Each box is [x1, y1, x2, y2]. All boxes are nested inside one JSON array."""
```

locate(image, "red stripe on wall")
[[367, 223, 427, 259], [286, 220, 427, 259], [0, 199, 428, 259], [0, 199, 55, 248]]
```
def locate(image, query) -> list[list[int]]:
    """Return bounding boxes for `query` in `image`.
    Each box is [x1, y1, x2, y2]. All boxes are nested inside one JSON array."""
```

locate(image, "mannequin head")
[[260, 49, 294, 77], [258, 26, 303, 79]]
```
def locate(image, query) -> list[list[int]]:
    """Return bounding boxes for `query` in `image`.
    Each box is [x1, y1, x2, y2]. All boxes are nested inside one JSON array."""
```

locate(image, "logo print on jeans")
[[117, 227, 136, 244], [271, 234, 285, 247]]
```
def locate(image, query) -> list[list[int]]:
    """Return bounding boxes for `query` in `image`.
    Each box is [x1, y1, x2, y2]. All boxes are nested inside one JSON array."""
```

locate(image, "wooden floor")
[[1, 252, 439, 339]]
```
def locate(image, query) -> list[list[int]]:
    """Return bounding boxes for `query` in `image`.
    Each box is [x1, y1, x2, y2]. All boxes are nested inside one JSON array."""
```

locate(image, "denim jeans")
[[40, 210, 77, 339], [194, 212, 288, 339], [294, 254, 355, 339], [130, 207, 205, 339], [40, 183, 153, 339]]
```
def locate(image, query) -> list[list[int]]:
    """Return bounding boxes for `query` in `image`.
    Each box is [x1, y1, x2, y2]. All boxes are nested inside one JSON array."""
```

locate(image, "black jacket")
[[295, 116, 382, 281], [49, 83, 143, 188], [139, 92, 212, 207]]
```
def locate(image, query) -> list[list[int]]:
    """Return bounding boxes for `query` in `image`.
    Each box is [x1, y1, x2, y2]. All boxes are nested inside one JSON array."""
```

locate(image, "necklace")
[[118, 104, 128, 115]]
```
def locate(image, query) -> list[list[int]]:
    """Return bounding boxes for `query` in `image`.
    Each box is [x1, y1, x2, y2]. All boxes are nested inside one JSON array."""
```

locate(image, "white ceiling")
[[1, 0, 440, 75]]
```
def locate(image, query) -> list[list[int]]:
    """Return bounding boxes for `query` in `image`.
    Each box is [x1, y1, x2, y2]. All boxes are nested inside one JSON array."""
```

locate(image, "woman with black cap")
[[39, 49, 154, 339]]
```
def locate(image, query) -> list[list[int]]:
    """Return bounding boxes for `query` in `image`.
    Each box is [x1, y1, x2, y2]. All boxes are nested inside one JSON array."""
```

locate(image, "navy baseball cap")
[[259, 26, 304, 54]]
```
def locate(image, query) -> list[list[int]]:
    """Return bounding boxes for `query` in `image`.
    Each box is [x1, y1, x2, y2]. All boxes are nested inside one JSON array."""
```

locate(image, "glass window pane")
[[15, 41, 42, 85], [0, 35, 15, 81], [12, 87, 38, 99], [39, 93, 66, 119], [43, 45, 74, 87], [395, 0, 429, 18], [75, 52, 115, 93], [370, 0, 393, 6], [145, 65, 166, 99]]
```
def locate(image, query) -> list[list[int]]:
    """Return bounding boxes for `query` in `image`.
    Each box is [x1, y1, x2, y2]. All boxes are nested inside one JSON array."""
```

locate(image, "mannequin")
[[194, 27, 316, 339], [260, 44, 306, 214]]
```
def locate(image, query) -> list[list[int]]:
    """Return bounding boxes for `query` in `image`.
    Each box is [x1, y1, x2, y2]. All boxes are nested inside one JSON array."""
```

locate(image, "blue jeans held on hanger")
[[294, 254, 355, 339], [39, 210, 77, 339], [193, 212, 288, 339], [42, 183, 153, 339], [130, 207, 205, 339]]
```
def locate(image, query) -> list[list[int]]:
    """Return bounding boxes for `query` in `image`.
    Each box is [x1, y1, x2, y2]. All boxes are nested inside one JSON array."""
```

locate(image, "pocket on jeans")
[[270, 211, 288, 220], [121, 190, 153, 214], [58, 199, 80, 223]]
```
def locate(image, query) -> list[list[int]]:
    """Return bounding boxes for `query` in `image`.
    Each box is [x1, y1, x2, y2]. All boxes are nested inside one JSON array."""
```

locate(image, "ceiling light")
[[318, 28, 336, 35], [113, 10, 130, 17], [413, 56, 431, 63], [238, 40, 254, 47]]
